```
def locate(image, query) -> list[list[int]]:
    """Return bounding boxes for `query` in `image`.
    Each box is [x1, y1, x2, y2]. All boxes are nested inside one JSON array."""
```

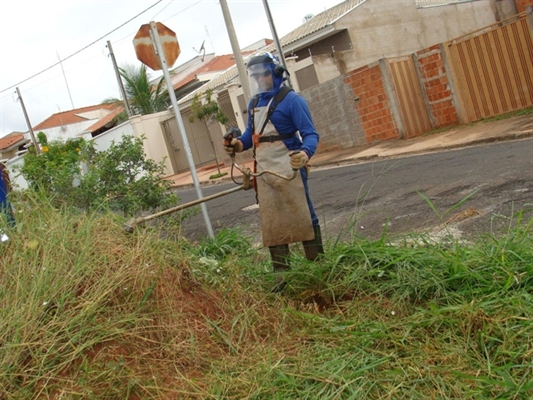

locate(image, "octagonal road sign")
[[133, 22, 180, 71]]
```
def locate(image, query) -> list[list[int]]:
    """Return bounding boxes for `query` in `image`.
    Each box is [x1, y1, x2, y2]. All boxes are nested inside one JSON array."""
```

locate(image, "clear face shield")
[[247, 62, 274, 97]]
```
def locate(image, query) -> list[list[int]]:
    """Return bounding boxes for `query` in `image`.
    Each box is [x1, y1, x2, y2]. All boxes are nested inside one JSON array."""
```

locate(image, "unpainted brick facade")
[[516, 0, 533, 13], [300, 7, 532, 153], [344, 64, 399, 143], [415, 45, 459, 128]]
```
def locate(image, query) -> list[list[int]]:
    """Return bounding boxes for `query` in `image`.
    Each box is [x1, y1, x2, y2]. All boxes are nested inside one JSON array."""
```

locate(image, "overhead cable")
[[0, 0, 163, 95]]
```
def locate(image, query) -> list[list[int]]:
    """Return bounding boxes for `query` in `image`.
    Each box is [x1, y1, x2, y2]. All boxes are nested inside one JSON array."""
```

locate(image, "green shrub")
[[16, 133, 177, 216], [18, 132, 84, 203]]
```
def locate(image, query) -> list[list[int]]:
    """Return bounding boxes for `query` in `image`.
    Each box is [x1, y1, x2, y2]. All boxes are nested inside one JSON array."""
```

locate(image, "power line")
[[0, 0, 210, 110], [102, 0, 203, 55], [162, 0, 202, 21], [0, 0, 163, 95]]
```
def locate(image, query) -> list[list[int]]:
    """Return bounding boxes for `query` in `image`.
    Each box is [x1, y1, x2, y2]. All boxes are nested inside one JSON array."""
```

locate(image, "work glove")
[[224, 138, 243, 154], [289, 150, 309, 170]]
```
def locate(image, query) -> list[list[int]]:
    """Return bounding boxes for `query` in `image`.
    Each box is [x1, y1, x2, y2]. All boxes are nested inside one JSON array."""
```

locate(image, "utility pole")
[[219, 0, 251, 104], [15, 87, 40, 154], [57, 52, 75, 110], [262, 0, 292, 88], [107, 40, 132, 117]]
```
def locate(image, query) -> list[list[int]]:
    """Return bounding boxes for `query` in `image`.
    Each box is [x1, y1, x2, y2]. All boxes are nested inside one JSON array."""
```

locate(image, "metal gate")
[[161, 108, 216, 174], [447, 13, 533, 122], [388, 56, 432, 138], [217, 90, 238, 128]]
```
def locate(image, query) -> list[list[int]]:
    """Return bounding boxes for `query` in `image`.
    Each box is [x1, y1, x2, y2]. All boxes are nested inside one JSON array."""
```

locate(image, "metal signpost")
[[133, 21, 214, 238]]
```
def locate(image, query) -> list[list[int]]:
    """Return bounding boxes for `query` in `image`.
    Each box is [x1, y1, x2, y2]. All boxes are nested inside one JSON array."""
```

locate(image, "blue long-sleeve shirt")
[[238, 87, 319, 158]]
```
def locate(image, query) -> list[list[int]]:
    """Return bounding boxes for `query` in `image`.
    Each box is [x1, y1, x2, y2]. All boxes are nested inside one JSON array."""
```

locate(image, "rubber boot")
[[303, 225, 324, 261], [269, 244, 290, 292]]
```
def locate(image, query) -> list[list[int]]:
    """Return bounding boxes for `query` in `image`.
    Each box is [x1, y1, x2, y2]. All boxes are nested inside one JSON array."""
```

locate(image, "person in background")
[[223, 52, 323, 287], [0, 162, 15, 227]]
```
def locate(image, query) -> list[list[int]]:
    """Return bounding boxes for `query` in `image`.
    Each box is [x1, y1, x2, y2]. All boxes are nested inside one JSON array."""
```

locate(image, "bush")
[[18, 132, 84, 203], [16, 133, 177, 216]]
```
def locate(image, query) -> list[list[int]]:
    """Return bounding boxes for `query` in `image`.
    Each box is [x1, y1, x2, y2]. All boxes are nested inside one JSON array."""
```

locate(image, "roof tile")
[[84, 107, 124, 134], [33, 103, 120, 131], [0, 133, 25, 150], [280, 0, 367, 48], [172, 52, 255, 91], [179, 0, 367, 103]]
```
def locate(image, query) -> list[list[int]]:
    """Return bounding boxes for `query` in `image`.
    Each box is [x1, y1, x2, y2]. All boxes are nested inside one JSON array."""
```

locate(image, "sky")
[[0, 0, 345, 137]]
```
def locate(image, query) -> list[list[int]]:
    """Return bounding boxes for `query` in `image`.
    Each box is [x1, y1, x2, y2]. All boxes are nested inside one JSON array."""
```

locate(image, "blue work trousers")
[[300, 166, 319, 227]]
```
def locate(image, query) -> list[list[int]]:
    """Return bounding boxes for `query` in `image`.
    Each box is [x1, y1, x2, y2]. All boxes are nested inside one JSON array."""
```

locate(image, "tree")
[[189, 89, 229, 176], [102, 64, 170, 120]]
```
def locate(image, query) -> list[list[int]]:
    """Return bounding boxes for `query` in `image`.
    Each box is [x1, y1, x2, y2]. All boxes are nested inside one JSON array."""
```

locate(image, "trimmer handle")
[[224, 126, 241, 143], [224, 127, 242, 157]]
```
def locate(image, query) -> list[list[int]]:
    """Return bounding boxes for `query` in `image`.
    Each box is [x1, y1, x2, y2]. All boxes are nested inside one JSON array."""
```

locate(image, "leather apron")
[[252, 102, 315, 247]]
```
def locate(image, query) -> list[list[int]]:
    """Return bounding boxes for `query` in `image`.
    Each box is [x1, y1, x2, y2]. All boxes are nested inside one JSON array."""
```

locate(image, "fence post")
[[410, 52, 435, 129], [439, 42, 468, 125], [378, 58, 405, 139]]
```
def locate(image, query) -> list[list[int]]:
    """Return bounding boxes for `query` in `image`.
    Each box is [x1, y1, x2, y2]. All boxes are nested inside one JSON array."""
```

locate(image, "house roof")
[[33, 103, 120, 131], [172, 54, 239, 91], [0, 132, 26, 151], [281, 0, 367, 48], [179, 0, 367, 103], [171, 51, 256, 92], [83, 106, 124, 134]]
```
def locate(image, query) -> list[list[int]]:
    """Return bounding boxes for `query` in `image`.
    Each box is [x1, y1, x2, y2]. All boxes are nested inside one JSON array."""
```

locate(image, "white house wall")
[[10, 110, 192, 191], [85, 120, 135, 152], [129, 111, 174, 176], [38, 120, 96, 142], [6, 155, 27, 190]]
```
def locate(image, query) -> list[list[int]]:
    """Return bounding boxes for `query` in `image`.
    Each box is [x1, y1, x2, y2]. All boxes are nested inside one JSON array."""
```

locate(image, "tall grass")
[[1, 195, 532, 399]]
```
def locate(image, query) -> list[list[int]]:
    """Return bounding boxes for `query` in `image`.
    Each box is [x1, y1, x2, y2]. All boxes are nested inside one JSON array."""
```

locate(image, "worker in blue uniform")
[[0, 162, 15, 228], [223, 52, 323, 282]]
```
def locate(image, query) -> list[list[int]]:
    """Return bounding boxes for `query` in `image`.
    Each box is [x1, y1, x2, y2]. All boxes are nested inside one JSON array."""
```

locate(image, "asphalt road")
[[174, 138, 533, 244]]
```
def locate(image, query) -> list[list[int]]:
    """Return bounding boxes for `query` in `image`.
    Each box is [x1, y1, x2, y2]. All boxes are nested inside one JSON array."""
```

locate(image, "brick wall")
[[301, 75, 365, 153], [294, 4, 529, 152], [344, 64, 400, 143], [515, 0, 533, 13], [415, 45, 459, 128]]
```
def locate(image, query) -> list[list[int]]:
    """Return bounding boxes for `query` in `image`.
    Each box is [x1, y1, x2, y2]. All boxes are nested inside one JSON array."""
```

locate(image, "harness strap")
[[257, 133, 295, 143], [251, 86, 294, 135]]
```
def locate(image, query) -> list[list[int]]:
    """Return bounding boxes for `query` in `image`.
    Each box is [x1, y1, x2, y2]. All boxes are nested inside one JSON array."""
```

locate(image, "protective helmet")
[[246, 52, 287, 97]]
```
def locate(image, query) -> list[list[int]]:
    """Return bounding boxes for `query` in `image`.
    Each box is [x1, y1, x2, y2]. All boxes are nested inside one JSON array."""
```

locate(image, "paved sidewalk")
[[165, 113, 533, 188]]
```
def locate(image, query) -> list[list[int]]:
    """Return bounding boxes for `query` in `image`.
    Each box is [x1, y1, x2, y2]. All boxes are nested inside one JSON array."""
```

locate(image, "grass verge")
[[1, 198, 532, 399]]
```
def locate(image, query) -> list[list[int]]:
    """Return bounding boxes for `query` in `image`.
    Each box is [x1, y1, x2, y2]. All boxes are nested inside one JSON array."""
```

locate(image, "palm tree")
[[102, 63, 170, 120]]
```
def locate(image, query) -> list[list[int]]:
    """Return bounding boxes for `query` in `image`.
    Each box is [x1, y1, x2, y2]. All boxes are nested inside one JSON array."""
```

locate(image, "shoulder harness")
[[250, 86, 295, 143]]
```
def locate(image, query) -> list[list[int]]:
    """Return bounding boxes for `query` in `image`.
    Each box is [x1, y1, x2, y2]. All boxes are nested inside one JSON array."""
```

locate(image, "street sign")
[[133, 22, 180, 71], [132, 21, 214, 238]]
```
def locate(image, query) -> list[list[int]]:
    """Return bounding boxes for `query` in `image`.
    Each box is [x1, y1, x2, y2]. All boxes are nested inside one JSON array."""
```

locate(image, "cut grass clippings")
[[209, 172, 228, 180]]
